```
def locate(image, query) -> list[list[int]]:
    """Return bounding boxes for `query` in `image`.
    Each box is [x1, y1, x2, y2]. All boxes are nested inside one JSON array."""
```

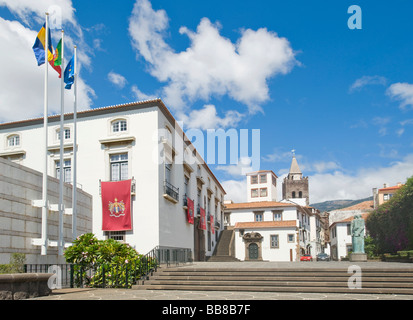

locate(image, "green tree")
[[64, 233, 155, 288], [366, 176, 413, 254]]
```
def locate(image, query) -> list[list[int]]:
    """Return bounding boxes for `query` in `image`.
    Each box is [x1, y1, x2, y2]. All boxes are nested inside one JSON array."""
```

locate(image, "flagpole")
[[41, 12, 49, 256], [58, 29, 65, 256], [72, 45, 78, 240]]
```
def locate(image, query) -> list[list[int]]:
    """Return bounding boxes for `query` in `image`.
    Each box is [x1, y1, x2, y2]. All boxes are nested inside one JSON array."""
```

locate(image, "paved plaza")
[[29, 261, 413, 301]]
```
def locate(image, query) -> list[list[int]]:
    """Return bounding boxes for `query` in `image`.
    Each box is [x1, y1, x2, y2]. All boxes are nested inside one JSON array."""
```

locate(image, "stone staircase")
[[133, 266, 413, 295], [207, 229, 240, 262]]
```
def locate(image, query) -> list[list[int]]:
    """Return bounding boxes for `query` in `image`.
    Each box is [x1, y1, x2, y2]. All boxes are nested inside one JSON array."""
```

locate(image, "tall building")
[[0, 99, 226, 261], [246, 170, 278, 202], [282, 154, 309, 206]]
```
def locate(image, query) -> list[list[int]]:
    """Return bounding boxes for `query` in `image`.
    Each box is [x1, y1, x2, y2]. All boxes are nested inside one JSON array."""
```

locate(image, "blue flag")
[[64, 56, 75, 89], [32, 23, 54, 66]]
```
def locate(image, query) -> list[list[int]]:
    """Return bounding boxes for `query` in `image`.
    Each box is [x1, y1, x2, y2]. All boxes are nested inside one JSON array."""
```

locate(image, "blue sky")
[[1, 0, 413, 203]]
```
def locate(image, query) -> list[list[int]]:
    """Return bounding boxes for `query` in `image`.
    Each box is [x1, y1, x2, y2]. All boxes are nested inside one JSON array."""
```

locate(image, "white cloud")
[[0, 3, 95, 122], [262, 149, 293, 163], [387, 82, 413, 109], [310, 161, 341, 174], [131, 85, 158, 101], [216, 157, 252, 177], [0, 0, 77, 27], [309, 154, 413, 203], [180, 104, 244, 130], [372, 116, 391, 136], [107, 71, 127, 89], [349, 75, 387, 93], [128, 0, 298, 115], [221, 179, 247, 203]]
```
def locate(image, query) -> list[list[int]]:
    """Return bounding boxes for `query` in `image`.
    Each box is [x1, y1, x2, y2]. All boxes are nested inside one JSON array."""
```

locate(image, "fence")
[[24, 246, 192, 289]]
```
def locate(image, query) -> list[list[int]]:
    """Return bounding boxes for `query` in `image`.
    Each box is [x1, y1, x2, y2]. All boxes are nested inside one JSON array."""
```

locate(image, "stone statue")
[[351, 214, 365, 253]]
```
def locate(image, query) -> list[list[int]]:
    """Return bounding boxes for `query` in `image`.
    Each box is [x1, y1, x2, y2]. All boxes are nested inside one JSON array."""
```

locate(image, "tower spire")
[[289, 151, 302, 175]]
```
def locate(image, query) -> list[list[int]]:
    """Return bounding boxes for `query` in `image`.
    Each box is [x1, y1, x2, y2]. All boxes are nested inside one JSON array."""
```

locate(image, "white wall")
[[0, 101, 226, 259], [330, 222, 352, 260], [227, 206, 297, 226], [234, 228, 297, 261]]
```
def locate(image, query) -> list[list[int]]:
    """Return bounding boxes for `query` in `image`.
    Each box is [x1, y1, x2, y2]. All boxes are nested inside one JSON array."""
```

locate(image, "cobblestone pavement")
[[31, 287, 413, 300], [29, 261, 413, 301]]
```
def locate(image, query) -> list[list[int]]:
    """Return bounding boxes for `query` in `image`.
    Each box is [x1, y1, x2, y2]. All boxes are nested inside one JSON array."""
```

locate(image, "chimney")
[[383, 183, 388, 188], [397, 182, 402, 187]]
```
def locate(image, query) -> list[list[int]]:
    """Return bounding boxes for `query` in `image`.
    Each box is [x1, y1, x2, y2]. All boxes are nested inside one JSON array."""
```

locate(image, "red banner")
[[199, 207, 206, 230], [186, 198, 194, 224], [210, 215, 214, 234], [101, 179, 132, 231]]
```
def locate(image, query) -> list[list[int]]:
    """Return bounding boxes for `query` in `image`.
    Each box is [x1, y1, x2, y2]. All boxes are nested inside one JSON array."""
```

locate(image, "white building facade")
[[223, 156, 323, 262], [0, 99, 226, 260], [329, 213, 369, 261], [246, 170, 278, 202]]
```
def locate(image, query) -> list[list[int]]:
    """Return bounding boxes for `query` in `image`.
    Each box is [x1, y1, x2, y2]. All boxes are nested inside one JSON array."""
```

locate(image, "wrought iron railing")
[[23, 246, 192, 289], [164, 180, 179, 201]]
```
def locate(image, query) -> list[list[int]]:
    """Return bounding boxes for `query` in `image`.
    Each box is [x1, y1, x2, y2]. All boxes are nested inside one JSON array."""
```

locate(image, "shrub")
[[64, 233, 156, 288], [0, 253, 26, 274]]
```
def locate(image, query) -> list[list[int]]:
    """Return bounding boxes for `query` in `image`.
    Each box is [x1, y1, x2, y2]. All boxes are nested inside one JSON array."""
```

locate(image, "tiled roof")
[[335, 200, 374, 212], [332, 212, 371, 226], [224, 201, 295, 210], [234, 220, 297, 229], [378, 185, 403, 192]]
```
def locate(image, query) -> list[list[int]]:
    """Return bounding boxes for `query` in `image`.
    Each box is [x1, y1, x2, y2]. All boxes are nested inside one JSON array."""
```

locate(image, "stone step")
[[134, 284, 413, 295], [149, 275, 413, 282], [155, 270, 413, 277], [142, 279, 413, 287], [207, 256, 240, 262], [133, 266, 413, 294]]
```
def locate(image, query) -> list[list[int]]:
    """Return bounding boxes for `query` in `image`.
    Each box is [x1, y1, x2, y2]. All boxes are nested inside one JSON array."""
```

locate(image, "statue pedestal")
[[350, 253, 367, 262]]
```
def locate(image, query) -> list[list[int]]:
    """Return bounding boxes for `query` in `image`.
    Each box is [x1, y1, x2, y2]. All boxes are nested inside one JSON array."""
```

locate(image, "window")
[[184, 176, 189, 197], [110, 153, 128, 181], [254, 212, 263, 222], [105, 231, 125, 242], [383, 194, 393, 201], [165, 163, 172, 183], [299, 191, 303, 198], [164, 162, 179, 202], [57, 129, 71, 140], [251, 188, 258, 198], [347, 223, 351, 235], [270, 235, 279, 248], [273, 211, 282, 221], [112, 120, 127, 133], [56, 160, 72, 183], [260, 188, 267, 197], [272, 175, 277, 187], [250, 175, 258, 184], [287, 234, 294, 243], [7, 135, 20, 147], [259, 174, 267, 183], [292, 191, 296, 198]]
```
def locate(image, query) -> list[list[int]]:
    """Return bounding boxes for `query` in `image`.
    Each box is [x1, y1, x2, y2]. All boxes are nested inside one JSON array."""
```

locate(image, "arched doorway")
[[243, 232, 263, 261], [248, 243, 259, 260]]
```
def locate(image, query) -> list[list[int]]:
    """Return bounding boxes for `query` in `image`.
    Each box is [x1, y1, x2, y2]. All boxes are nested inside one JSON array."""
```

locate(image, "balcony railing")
[[163, 180, 179, 202]]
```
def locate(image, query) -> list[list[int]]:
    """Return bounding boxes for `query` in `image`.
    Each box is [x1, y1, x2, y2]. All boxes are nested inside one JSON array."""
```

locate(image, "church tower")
[[282, 152, 309, 206]]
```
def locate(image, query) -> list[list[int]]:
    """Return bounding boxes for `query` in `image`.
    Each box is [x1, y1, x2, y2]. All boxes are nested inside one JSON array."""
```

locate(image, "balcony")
[[163, 181, 179, 203]]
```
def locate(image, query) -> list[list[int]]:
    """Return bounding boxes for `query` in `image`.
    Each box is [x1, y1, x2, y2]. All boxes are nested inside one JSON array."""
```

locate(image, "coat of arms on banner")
[[108, 198, 126, 217]]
